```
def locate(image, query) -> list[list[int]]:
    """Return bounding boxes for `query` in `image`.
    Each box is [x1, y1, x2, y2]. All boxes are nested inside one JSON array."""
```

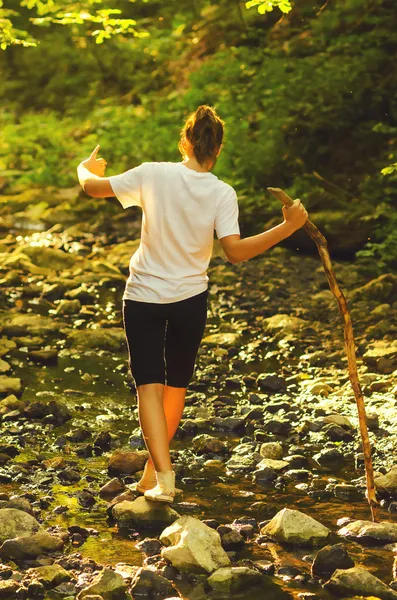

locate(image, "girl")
[[77, 105, 308, 503]]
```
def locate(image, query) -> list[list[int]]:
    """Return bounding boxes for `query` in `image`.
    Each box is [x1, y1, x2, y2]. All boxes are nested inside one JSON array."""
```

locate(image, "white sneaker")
[[144, 470, 176, 503]]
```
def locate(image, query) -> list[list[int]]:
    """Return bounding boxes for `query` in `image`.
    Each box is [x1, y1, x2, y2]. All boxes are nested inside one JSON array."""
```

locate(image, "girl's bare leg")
[[137, 383, 187, 473]]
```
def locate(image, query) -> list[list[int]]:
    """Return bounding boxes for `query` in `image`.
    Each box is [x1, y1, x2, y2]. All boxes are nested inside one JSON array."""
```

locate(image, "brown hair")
[[178, 105, 225, 166]]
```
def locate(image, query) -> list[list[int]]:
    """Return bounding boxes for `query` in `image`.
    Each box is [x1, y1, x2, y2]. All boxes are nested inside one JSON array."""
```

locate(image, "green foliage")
[[245, 0, 292, 14]]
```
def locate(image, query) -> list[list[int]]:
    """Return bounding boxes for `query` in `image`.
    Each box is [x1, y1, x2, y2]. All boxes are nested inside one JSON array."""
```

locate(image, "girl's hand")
[[81, 145, 107, 177], [282, 199, 308, 231]]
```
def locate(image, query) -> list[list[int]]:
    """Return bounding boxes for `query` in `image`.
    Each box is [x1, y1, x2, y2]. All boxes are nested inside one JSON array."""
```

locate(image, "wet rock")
[[76, 567, 128, 600], [136, 538, 162, 557], [375, 466, 397, 498], [212, 416, 246, 431], [201, 333, 240, 347], [324, 565, 397, 599], [363, 340, 397, 374], [0, 496, 33, 515], [24, 398, 71, 424], [160, 516, 230, 574], [99, 479, 125, 499], [311, 543, 354, 578], [94, 431, 118, 451], [261, 508, 331, 547], [313, 448, 344, 467], [56, 299, 81, 315], [351, 273, 397, 304], [322, 414, 354, 430], [263, 419, 291, 435], [207, 566, 264, 594], [255, 458, 288, 471], [0, 338, 16, 358], [262, 314, 308, 334], [0, 507, 41, 542], [108, 450, 148, 476], [28, 349, 58, 365], [226, 455, 258, 473], [59, 468, 81, 483], [130, 567, 177, 598], [0, 359, 11, 374], [334, 485, 364, 502], [192, 434, 228, 455], [217, 525, 245, 550], [259, 442, 284, 460], [0, 528, 64, 560], [0, 579, 21, 598], [0, 377, 21, 395], [338, 520, 397, 543], [324, 424, 353, 442], [256, 373, 287, 393], [253, 466, 277, 484], [64, 285, 96, 303], [112, 498, 180, 529], [3, 314, 61, 336], [66, 328, 126, 352], [27, 563, 71, 588]]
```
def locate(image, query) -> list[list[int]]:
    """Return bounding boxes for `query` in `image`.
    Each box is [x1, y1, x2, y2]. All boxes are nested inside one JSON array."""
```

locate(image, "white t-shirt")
[[108, 161, 240, 304]]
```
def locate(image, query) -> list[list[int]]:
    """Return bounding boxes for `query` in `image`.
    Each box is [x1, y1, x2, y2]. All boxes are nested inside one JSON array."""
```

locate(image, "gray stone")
[[108, 451, 148, 475], [259, 442, 283, 460], [324, 565, 397, 599], [160, 516, 230, 574], [261, 508, 330, 547], [207, 566, 264, 593], [130, 567, 177, 598], [0, 377, 21, 395], [76, 567, 128, 600], [338, 520, 397, 543], [375, 466, 397, 497], [112, 497, 180, 528], [312, 543, 354, 578]]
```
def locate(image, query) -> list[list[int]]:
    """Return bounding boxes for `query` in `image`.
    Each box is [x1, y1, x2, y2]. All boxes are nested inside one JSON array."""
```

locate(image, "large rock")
[[0, 377, 21, 395], [24, 398, 71, 424], [312, 543, 354, 578], [259, 442, 283, 460], [262, 314, 308, 334], [13, 245, 78, 271], [207, 566, 264, 594], [351, 273, 397, 304], [261, 508, 330, 547], [0, 530, 64, 560], [0, 579, 21, 598], [338, 520, 397, 543], [112, 497, 180, 529], [0, 508, 40, 543], [192, 434, 228, 455], [324, 565, 397, 599], [129, 567, 177, 598], [160, 516, 230, 574], [108, 451, 148, 475], [0, 508, 64, 560], [66, 328, 126, 351], [27, 564, 71, 588], [363, 340, 397, 374], [2, 314, 61, 336], [375, 466, 397, 497], [201, 332, 240, 347], [76, 567, 128, 600]]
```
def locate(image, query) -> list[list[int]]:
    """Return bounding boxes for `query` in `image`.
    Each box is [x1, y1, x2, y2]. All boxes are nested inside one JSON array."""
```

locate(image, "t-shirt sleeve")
[[215, 187, 240, 240], [108, 164, 144, 209]]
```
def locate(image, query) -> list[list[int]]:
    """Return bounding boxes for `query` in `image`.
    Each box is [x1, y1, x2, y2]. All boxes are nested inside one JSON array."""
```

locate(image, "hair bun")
[[178, 104, 225, 166]]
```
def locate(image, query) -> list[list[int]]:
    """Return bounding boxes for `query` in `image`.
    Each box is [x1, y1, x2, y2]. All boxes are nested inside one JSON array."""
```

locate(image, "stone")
[[321, 414, 354, 429], [28, 349, 58, 365], [0, 507, 41, 543], [207, 566, 264, 594], [0, 377, 21, 395], [192, 434, 228, 455], [363, 340, 397, 374], [311, 543, 354, 578], [261, 508, 330, 547], [263, 419, 291, 435], [99, 479, 125, 498], [259, 442, 283, 460], [334, 485, 364, 502], [27, 564, 71, 588], [338, 520, 397, 543], [324, 565, 397, 599], [262, 314, 308, 334], [375, 466, 397, 497], [256, 458, 288, 471], [256, 373, 287, 393], [351, 273, 397, 303], [108, 451, 148, 475], [202, 333, 240, 347], [66, 328, 126, 351], [112, 497, 180, 528], [0, 529, 64, 560], [76, 567, 128, 600], [56, 299, 82, 315], [160, 516, 230, 574], [0, 579, 21, 598], [0, 359, 10, 374], [0, 338, 16, 358], [24, 398, 71, 424], [3, 314, 60, 336], [129, 567, 177, 598]]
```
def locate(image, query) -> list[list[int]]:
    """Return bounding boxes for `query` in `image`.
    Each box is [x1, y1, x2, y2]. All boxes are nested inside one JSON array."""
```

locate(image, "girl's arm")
[[77, 144, 115, 198]]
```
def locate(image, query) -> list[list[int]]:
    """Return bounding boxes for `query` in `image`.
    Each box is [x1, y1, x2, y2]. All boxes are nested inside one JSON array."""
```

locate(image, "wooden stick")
[[267, 186, 379, 522]]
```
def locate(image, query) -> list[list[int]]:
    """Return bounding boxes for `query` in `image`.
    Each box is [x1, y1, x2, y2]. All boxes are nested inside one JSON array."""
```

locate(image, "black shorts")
[[122, 289, 209, 388]]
